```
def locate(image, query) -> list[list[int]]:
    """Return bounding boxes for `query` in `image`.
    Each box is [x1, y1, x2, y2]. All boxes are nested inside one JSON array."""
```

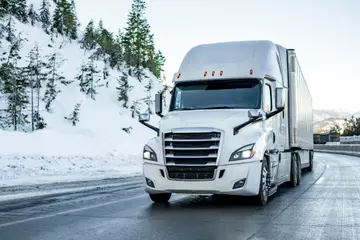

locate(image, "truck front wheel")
[[149, 193, 172, 203], [255, 159, 269, 206]]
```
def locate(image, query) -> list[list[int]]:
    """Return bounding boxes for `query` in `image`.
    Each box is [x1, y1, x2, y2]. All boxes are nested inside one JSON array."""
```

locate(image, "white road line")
[[0, 193, 146, 228]]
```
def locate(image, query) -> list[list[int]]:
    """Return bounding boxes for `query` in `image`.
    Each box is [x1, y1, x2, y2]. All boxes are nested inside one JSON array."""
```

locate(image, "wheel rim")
[[262, 165, 268, 201]]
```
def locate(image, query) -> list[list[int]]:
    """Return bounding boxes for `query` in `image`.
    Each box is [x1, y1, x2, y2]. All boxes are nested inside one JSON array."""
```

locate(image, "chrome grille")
[[164, 131, 221, 166]]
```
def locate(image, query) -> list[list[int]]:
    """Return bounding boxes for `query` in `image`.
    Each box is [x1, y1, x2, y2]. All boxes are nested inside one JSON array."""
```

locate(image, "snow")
[[0, 2, 169, 186]]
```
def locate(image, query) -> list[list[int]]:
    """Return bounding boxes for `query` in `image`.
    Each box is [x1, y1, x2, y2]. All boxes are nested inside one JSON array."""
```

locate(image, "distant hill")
[[313, 109, 360, 133]]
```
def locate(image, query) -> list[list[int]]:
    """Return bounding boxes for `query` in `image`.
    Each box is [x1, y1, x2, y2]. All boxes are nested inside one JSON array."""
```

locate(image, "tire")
[[255, 159, 269, 206], [289, 153, 298, 188], [149, 193, 172, 203], [305, 151, 313, 172]]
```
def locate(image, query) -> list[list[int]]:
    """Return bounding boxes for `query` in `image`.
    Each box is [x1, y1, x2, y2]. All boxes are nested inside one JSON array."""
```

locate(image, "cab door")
[[263, 79, 287, 183]]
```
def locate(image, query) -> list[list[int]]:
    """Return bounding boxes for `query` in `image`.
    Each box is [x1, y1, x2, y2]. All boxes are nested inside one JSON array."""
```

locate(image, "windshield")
[[169, 79, 261, 111]]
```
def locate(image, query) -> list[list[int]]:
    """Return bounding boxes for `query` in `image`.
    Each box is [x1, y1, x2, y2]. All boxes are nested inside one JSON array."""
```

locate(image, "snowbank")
[[0, 1, 171, 186]]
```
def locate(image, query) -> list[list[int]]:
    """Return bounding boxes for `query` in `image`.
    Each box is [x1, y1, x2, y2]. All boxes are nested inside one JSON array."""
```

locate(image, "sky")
[[76, 0, 360, 112]]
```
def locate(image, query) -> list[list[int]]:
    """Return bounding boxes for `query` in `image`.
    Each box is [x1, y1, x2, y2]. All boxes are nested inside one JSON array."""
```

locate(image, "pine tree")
[[10, 0, 28, 23], [91, 20, 115, 61], [33, 110, 46, 129], [52, 0, 76, 37], [0, 0, 10, 18], [4, 15, 16, 43], [6, 70, 29, 130], [144, 32, 156, 73], [130, 100, 140, 118], [122, 0, 147, 70], [39, 0, 51, 32], [116, 73, 133, 108], [75, 62, 86, 92], [25, 44, 47, 131], [0, 39, 29, 130], [28, 4, 39, 26], [68, 0, 78, 39], [144, 77, 153, 114], [108, 29, 123, 69], [77, 60, 100, 100], [52, 1, 64, 35], [154, 50, 166, 79], [81, 19, 97, 50], [23, 54, 35, 131], [43, 50, 65, 112], [95, 19, 104, 40], [122, 0, 164, 80], [64, 102, 80, 126], [103, 63, 109, 87]]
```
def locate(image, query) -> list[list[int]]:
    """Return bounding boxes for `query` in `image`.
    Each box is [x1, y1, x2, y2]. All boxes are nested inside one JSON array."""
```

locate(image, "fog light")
[[146, 178, 155, 188], [233, 178, 246, 189]]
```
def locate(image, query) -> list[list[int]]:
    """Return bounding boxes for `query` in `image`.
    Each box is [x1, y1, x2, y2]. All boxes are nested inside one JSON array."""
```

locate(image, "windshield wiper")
[[199, 106, 236, 110], [176, 106, 236, 111], [177, 107, 197, 111]]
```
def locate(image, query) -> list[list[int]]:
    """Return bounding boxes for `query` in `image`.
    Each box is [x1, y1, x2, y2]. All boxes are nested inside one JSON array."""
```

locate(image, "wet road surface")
[[0, 153, 359, 240]]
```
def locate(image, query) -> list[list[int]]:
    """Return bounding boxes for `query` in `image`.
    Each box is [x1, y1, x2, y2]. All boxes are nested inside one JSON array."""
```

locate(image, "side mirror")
[[139, 113, 150, 122], [155, 93, 163, 117], [275, 88, 287, 110], [248, 109, 263, 119]]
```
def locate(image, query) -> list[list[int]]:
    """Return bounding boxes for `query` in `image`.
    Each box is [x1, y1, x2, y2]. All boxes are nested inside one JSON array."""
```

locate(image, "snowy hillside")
[[313, 109, 360, 133], [314, 109, 353, 122], [0, 0, 169, 185], [313, 118, 345, 134]]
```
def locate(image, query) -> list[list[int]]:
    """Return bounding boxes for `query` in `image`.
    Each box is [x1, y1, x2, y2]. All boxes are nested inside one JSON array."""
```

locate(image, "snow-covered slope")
[[0, 1, 170, 186], [313, 109, 352, 122], [313, 118, 345, 134], [313, 109, 360, 133]]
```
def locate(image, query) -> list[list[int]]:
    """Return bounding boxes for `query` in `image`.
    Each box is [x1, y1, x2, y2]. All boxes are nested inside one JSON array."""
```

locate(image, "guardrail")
[[314, 144, 360, 157], [340, 136, 360, 143], [315, 144, 360, 152]]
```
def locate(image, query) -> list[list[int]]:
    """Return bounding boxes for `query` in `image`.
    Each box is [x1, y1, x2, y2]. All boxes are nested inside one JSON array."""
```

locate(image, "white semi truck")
[[138, 40, 313, 206]]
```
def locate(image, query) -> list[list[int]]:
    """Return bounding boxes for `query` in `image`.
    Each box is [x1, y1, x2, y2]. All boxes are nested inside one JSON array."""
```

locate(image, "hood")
[[160, 109, 250, 131]]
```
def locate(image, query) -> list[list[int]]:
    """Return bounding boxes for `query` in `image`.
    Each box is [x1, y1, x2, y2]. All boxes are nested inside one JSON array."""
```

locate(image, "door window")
[[264, 84, 272, 112]]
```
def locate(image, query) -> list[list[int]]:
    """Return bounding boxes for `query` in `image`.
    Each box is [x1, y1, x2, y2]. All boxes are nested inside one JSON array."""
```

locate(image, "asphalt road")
[[0, 152, 359, 240]]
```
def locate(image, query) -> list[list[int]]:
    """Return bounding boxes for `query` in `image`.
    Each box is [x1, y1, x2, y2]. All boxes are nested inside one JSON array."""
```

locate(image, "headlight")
[[143, 145, 157, 162], [229, 144, 256, 161]]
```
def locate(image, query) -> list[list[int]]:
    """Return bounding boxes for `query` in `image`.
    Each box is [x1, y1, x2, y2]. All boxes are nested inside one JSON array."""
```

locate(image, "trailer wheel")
[[149, 193, 172, 203], [255, 159, 269, 206], [289, 153, 298, 188]]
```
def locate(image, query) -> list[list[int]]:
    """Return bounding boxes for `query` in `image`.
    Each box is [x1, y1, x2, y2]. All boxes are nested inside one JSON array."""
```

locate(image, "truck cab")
[[138, 40, 313, 206]]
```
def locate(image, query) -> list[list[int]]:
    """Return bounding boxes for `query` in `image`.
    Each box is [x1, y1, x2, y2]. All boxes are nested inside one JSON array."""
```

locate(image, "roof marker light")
[[212, 71, 215, 76], [177, 73, 181, 78], [220, 71, 223, 76], [204, 71, 207, 77], [250, 69, 253, 75]]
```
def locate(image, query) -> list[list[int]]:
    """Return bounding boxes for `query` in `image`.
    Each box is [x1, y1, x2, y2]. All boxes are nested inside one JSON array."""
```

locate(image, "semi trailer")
[[138, 40, 313, 206]]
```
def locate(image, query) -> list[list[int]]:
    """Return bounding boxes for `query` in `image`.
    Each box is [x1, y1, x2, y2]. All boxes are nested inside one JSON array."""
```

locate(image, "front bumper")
[[142, 160, 262, 196]]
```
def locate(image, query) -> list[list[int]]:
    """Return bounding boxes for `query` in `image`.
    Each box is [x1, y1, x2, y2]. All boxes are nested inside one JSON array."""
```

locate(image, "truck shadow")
[[146, 171, 312, 213]]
